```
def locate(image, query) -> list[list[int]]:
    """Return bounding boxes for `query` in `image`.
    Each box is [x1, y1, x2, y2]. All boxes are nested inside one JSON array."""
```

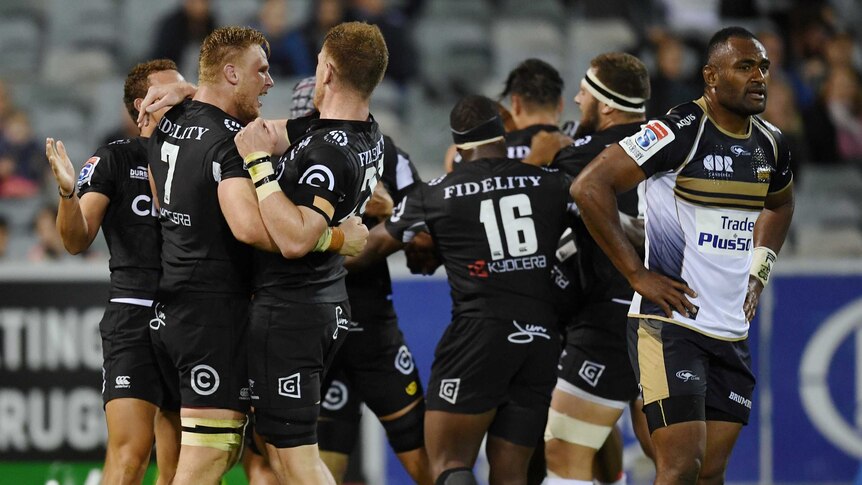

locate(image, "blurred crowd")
[[0, 0, 861, 263]]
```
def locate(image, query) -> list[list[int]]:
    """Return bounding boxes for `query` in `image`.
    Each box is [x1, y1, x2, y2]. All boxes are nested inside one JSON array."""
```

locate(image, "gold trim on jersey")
[[673, 189, 765, 210], [767, 176, 793, 196], [629, 313, 749, 341], [676, 176, 770, 198], [693, 98, 752, 140]]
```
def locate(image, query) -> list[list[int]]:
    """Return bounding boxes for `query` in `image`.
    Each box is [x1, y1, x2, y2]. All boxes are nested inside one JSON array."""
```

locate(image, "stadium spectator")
[[150, 0, 217, 78], [28, 206, 68, 262], [646, 34, 700, 118], [0, 215, 8, 259], [347, 0, 418, 87], [271, 0, 347, 79], [0, 110, 43, 184], [251, 0, 315, 77], [805, 66, 862, 164]]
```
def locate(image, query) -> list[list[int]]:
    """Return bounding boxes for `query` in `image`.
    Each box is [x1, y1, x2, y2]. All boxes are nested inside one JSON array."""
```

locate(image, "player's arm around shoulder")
[[46, 138, 109, 254]]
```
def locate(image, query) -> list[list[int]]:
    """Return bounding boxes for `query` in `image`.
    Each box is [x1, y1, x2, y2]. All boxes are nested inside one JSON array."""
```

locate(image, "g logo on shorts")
[[395, 345, 415, 375], [190, 364, 220, 396], [322, 380, 348, 411], [278, 373, 301, 399], [439, 378, 460, 405], [578, 360, 606, 387]]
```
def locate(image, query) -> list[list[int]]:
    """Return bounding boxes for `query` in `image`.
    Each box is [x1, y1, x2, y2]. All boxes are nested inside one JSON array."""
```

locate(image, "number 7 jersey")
[[148, 99, 252, 297], [386, 157, 573, 323]]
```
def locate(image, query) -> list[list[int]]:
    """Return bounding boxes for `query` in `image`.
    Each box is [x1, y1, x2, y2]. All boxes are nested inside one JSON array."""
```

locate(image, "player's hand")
[[629, 268, 698, 319], [743, 275, 764, 322], [364, 184, 393, 220], [337, 216, 369, 256], [45, 138, 76, 196], [523, 130, 572, 166], [404, 231, 441, 275], [137, 81, 197, 127], [235, 118, 279, 159]]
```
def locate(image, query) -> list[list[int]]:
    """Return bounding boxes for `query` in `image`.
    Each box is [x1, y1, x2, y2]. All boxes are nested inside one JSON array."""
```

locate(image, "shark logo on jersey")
[[324, 130, 348, 146]]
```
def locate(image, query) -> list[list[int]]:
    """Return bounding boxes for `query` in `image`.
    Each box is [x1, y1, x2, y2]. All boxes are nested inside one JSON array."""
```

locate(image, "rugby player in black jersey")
[[348, 95, 574, 485], [146, 27, 285, 485], [232, 22, 389, 485], [528, 53, 655, 485], [572, 28, 794, 485], [445, 59, 568, 173], [46, 59, 183, 485]]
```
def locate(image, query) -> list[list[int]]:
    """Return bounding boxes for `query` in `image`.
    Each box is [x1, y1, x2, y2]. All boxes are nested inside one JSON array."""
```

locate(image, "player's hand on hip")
[[235, 118, 278, 158], [743, 275, 764, 322], [364, 184, 393, 220], [337, 216, 369, 256], [137, 81, 196, 127], [630, 268, 698, 319], [45, 138, 75, 195]]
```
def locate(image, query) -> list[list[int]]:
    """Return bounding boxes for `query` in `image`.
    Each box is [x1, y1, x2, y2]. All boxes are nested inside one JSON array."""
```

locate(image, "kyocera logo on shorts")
[[636, 121, 670, 150]]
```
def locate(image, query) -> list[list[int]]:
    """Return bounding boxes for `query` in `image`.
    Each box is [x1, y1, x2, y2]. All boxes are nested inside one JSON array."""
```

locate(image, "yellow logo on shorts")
[[405, 381, 418, 396]]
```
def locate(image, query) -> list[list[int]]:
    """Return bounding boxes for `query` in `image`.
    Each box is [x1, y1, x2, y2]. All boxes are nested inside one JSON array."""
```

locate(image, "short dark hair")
[[707, 26, 759, 64], [501, 58, 564, 108], [590, 53, 650, 100], [450, 95, 500, 133], [123, 59, 178, 120]]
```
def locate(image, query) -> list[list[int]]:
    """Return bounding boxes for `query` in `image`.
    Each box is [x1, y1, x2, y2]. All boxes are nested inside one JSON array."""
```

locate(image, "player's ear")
[[703, 64, 718, 89], [322, 61, 334, 85], [224, 63, 239, 85], [556, 96, 564, 116], [133, 98, 143, 114], [599, 102, 614, 116], [510, 95, 522, 116]]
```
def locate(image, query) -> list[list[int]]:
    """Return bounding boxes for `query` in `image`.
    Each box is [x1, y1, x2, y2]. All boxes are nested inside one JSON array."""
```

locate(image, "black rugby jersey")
[[618, 98, 793, 339], [254, 115, 385, 302], [345, 135, 421, 318], [76, 137, 160, 299], [148, 100, 252, 297], [451, 124, 560, 167], [553, 122, 643, 303], [386, 157, 572, 323]]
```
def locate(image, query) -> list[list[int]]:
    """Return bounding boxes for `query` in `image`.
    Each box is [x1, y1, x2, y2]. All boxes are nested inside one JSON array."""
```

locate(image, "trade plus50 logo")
[[695, 210, 756, 256]]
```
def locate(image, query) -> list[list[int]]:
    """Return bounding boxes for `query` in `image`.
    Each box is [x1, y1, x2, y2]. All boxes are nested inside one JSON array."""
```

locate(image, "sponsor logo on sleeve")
[[324, 130, 348, 146], [395, 345, 416, 375], [299, 164, 335, 191], [619, 121, 675, 165], [76, 157, 100, 188], [224, 119, 241, 132], [129, 166, 148, 180]]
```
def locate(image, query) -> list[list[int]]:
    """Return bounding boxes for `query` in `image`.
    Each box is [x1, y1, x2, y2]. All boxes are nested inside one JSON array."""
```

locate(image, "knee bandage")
[[382, 400, 425, 453], [181, 416, 247, 453], [543, 408, 612, 449]]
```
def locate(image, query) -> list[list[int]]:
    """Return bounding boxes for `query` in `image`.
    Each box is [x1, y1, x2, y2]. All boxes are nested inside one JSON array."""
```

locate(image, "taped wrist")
[[750, 246, 777, 287], [326, 227, 344, 253], [245, 154, 280, 200], [313, 227, 333, 252]]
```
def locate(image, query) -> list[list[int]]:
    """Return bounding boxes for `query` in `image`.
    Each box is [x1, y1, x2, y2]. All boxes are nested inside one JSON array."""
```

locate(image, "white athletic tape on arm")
[[750, 246, 777, 287]]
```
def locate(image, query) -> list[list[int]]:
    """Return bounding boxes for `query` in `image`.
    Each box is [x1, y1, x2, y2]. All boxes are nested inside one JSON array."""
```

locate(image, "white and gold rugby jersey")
[[619, 98, 793, 340]]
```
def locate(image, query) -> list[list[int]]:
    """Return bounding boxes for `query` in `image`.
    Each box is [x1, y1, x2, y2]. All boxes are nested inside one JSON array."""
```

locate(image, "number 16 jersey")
[[386, 157, 573, 323]]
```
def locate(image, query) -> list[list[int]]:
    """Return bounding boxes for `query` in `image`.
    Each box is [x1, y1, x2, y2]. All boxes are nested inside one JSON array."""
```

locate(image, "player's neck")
[[460, 143, 507, 162], [702, 93, 750, 135], [598, 113, 644, 132], [317, 92, 370, 122], [194, 85, 242, 120], [513, 111, 558, 130]]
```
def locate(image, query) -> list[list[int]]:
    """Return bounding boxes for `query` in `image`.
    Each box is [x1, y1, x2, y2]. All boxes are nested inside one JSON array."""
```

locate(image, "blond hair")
[[198, 26, 270, 85]]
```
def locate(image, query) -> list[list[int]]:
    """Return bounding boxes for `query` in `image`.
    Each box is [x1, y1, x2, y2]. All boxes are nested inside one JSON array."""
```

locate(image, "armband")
[[750, 246, 777, 287]]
